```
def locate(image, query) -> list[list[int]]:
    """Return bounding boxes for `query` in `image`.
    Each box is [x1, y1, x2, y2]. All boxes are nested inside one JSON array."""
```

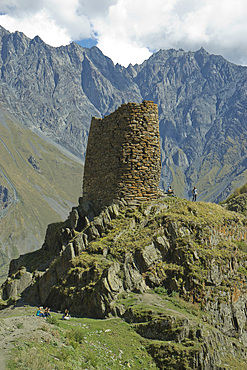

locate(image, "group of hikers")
[[36, 306, 51, 318], [167, 185, 198, 201], [36, 306, 70, 320]]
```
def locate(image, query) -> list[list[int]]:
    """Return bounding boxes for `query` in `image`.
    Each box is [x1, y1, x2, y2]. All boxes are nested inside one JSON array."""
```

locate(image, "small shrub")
[[235, 241, 247, 253], [46, 316, 60, 326], [16, 322, 24, 329], [170, 291, 179, 298], [237, 266, 247, 277], [66, 328, 84, 344], [154, 286, 168, 295], [57, 346, 74, 361]]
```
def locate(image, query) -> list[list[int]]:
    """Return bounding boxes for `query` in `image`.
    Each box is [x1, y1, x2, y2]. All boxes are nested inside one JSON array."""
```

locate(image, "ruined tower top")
[[82, 101, 161, 208]]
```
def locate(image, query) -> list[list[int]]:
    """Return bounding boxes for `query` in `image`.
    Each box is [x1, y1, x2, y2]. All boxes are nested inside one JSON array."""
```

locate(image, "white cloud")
[[0, 0, 93, 46], [97, 35, 152, 66], [78, 0, 118, 18], [0, 0, 247, 66], [0, 11, 71, 46], [93, 0, 179, 65], [92, 0, 247, 66]]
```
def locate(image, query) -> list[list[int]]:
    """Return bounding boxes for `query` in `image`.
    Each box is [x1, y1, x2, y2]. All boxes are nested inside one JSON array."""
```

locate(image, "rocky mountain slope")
[[221, 183, 247, 216], [0, 26, 246, 202], [1, 194, 247, 368], [0, 99, 83, 282]]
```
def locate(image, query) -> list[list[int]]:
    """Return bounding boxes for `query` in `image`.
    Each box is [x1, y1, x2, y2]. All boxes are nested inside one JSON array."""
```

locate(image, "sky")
[[0, 0, 247, 67]]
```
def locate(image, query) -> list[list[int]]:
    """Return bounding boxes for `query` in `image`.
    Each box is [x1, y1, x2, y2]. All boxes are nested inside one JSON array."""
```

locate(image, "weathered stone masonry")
[[82, 101, 161, 207]]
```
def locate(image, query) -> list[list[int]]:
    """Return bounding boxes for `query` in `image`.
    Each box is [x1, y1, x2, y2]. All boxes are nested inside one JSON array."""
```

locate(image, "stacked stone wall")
[[82, 101, 161, 207]]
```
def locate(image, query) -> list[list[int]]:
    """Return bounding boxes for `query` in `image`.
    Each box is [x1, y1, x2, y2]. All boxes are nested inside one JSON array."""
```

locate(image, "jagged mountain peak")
[[0, 25, 10, 36], [32, 34, 45, 44]]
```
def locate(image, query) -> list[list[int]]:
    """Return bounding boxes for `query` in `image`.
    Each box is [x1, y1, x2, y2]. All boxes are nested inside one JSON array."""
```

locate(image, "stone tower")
[[82, 101, 161, 208]]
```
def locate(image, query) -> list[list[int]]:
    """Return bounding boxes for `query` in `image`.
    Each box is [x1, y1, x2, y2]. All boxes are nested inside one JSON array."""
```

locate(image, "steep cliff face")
[[0, 26, 246, 202], [1, 196, 247, 368]]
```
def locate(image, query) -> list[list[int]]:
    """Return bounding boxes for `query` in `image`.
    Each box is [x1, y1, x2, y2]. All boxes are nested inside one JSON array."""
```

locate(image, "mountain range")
[[0, 26, 247, 203]]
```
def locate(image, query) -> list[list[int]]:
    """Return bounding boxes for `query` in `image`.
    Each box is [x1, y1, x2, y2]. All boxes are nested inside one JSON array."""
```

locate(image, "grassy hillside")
[[1, 305, 158, 370], [0, 103, 83, 282], [220, 182, 247, 216], [2, 196, 247, 368]]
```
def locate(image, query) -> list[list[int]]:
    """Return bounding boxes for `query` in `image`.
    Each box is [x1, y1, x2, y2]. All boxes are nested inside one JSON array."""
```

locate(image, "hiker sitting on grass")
[[62, 309, 70, 320], [36, 307, 45, 317], [44, 307, 51, 317]]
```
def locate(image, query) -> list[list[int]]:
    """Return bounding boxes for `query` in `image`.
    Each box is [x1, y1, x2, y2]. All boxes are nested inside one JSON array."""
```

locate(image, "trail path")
[[0, 305, 49, 369]]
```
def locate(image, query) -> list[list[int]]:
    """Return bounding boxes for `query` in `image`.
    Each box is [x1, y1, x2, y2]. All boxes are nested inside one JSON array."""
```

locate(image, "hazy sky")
[[0, 0, 247, 67]]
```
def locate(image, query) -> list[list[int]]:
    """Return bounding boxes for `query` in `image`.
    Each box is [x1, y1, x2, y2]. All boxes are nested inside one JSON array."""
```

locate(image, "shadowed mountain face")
[[0, 26, 247, 202]]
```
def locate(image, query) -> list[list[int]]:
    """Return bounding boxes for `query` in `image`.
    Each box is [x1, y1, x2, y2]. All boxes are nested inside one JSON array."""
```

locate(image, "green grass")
[[117, 290, 202, 321], [220, 355, 247, 370], [8, 312, 158, 370], [3, 293, 247, 370]]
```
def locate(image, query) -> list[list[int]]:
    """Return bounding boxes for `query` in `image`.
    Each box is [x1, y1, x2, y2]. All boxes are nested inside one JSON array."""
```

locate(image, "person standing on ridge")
[[192, 186, 198, 201]]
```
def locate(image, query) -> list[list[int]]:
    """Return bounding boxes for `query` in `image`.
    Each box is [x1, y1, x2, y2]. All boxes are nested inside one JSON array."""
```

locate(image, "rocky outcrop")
[[0, 185, 13, 210], [0, 26, 246, 202], [3, 267, 32, 301], [28, 156, 41, 172], [2, 197, 247, 325], [123, 302, 247, 369]]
